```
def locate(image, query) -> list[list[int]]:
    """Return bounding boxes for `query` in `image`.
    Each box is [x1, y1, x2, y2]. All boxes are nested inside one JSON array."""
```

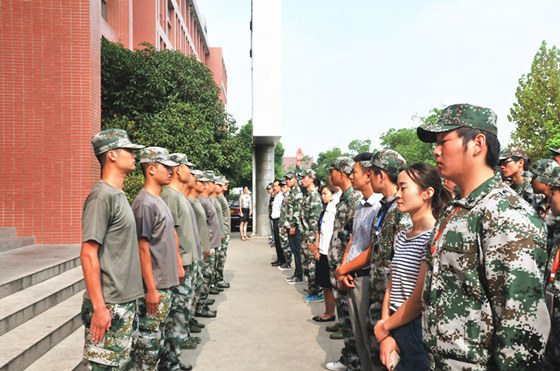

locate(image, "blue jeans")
[[288, 228, 302, 279], [391, 316, 428, 371]]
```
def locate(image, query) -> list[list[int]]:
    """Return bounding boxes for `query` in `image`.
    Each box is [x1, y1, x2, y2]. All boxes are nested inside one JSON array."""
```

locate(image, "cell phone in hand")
[[389, 350, 400, 370]]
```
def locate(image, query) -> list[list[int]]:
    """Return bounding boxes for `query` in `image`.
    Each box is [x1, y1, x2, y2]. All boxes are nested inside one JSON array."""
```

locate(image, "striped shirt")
[[389, 228, 431, 312]]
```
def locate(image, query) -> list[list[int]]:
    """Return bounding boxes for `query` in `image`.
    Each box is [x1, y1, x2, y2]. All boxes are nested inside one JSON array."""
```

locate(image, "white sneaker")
[[326, 361, 347, 371]]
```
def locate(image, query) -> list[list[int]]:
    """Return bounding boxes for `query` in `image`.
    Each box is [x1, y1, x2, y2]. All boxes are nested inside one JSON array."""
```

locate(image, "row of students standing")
[[80, 129, 231, 370]]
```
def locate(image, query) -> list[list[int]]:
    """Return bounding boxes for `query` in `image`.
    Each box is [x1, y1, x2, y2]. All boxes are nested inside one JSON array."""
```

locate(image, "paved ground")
[[182, 232, 343, 370]]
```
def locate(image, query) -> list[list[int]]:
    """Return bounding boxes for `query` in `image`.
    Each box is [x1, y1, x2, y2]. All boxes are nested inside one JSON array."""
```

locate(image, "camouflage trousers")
[[335, 286, 361, 370], [301, 239, 319, 295], [81, 298, 137, 370], [197, 252, 215, 309], [280, 228, 292, 263], [367, 268, 391, 370], [159, 270, 194, 370], [133, 289, 173, 371], [191, 260, 204, 310], [215, 235, 229, 283]]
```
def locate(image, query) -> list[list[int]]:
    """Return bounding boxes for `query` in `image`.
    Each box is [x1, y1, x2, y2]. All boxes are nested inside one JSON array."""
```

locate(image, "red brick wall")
[[0, 0, 101, 244], [207, 47, 228, 105]]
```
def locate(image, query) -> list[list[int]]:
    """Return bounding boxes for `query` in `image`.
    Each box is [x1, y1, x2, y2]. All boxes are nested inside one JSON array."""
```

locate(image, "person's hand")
[[374, 319, 390, 343], [296, 148, 304, 162], [335, 266, 344, 279], [307, 243, 316, 252], [289, 228, 295, 235], [314, 251, 320, 260], [342, 274, 355, 288], [380, 336, 400, 370], [90, 306, 112, 342], [204, 251, 210, 260], [249, 210, 252, 216], [221, 237, 225, 242], [177, 265, 185, 284], [145, 289, 160, 316], [239, 211, 243, 217], [282, 227, 287, 233]]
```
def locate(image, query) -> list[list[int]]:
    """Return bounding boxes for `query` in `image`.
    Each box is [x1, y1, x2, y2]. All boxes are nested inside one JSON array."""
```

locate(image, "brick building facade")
[[0, 0, 227, 243]]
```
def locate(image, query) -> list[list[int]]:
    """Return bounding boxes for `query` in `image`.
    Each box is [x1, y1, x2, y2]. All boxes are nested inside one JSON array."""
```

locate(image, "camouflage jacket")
[[217, 194, 231, 236], [544, 220, 560, 366], [279, 189, 290, 228], [300, 188, 323, 243], [368, 195, 411, 320], [328, 186, 362, 268], [283, 184, 303, 230], [422, 174, 550, 370], [511, 176, 533, 204]]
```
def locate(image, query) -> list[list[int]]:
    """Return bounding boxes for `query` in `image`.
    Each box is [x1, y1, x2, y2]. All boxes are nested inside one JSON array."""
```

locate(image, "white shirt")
[[271, 192, 284, 219], [319, 190, 342, 255]]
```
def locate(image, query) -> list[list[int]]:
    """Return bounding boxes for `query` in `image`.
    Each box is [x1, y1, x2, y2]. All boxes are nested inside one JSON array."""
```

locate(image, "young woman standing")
[[239, 186, 252, 240], [374, 163, 450, 370]]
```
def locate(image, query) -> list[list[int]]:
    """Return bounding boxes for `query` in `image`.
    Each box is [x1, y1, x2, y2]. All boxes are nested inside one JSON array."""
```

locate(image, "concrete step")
[[0, 267, 85, 336], [0, 228, 16, 240], [0, 291, 83, 371], [0, 236, 35, 253], [0, 244, 81, 299], [25, 325, 84, 371]]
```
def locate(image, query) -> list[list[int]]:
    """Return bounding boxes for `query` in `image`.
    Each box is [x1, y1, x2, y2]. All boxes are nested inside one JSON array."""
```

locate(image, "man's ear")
[[472, 133, 487, 158]]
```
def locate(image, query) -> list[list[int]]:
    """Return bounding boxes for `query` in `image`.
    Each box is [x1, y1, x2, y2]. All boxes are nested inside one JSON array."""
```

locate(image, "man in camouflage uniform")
[[300, 168, 324, 301], [283, 171, 304, 283], [159, 153, 197, 371], [364, 149, 410, 370], [417, 103, 550, 369], [326, 157, 363, 371], [499, 147, 533, 204], [530, 160, 560, 252], [81, 129, 145, 370], [215, 176, 231, 289], [543, 168, 560, 367], [131, 147, 184, 371], [206, 171, 226, 292], [277, 180, 292, 270]]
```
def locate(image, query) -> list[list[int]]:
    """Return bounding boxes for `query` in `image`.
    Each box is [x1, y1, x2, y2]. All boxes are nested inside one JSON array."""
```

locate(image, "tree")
[[312, 147, 347, 184], [101, 39, 243, 200], [348, 139, 371, 155], [508, 40, 560, 160], [379, 108, 440, 165]]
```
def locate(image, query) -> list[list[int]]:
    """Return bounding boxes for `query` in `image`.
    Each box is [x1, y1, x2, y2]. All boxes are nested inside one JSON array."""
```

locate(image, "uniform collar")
[[452, 174, 500, 209]]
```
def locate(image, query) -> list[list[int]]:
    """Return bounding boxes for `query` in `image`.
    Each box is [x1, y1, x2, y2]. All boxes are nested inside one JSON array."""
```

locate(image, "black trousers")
[[272, 218, 284, 263]]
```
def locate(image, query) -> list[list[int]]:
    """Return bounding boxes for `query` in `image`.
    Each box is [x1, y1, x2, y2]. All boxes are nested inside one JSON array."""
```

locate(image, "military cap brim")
[[417, 124, 461, 143]]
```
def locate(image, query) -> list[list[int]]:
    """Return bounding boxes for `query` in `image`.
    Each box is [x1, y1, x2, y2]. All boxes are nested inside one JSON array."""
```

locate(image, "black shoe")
[[179, 363, 193, 371], [190, 318, 205, 328], [209, 288, 221, 295], [270, 260, 280, 266], [195, 309, 217, 318], [204, 298, 215, 305], [189, 325, 201, 333], [278, 263, 291, 271], [217, 281, 230, 289]]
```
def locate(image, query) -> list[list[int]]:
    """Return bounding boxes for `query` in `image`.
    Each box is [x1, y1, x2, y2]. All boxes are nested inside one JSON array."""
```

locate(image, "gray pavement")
[[183, 232, 343, 370]]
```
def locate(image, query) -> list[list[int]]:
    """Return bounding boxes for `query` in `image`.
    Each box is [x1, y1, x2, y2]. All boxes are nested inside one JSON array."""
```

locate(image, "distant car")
[[230, 198, 252, 231]]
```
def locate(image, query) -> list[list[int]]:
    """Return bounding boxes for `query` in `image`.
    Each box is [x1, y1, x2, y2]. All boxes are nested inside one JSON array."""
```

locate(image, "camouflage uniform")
[[278, 188, 292, 264], [362, 150, 411, 370], [284, 172, 304, 278], [417, 104, 550, 370], [81, 299, 138, 370], [328, 157, 363, 370], [299, 169, 323, 295], [217, 181, 231, 286], [544, 170, 560, 367], [134, 290, 173, 371]]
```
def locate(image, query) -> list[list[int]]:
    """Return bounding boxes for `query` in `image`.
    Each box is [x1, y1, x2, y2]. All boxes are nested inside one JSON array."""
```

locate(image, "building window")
[[101, 0, 107, 20]]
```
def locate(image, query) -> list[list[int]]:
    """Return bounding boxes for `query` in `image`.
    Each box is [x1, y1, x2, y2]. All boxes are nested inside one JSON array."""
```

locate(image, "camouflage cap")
[[365, 149, 406, 173], [545, 166, 560, 187], [535, 160, 560, 186], [202, 170, 220, 183], [285, 171, 296, 179], [266, 182, 273, 190], [169, 153, 195, 167], [191, 169, 209, 182], [138, 147, 178, 167], [91, 128, 144, 156], [328, 157, 354, 176], [417, 103, 497, 143], [551, 148, 560, 156], [499, 147, 527, 160], [221, 176, 229, 185], [302, 169, 316, 179]]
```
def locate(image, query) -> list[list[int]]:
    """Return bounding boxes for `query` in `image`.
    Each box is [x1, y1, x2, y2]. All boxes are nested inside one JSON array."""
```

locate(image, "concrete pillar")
[[253, 143, 276, 236]]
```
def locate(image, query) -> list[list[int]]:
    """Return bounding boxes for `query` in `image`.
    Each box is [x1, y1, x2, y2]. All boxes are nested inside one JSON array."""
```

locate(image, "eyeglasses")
[[500, 158, 514, 166]]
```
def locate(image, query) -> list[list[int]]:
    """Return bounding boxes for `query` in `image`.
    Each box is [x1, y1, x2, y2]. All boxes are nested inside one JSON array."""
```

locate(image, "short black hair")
[[372, 166, 399, 184], [353, 152, 373, 172], [140, 162, 159, 178], [456, 127, 500, 168], [96, 152, 108, 169]]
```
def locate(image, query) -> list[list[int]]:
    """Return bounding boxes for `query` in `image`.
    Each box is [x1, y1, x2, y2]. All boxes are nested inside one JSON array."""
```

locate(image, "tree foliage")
[[379, 108, 440, 165], [347, 139, 372, 155], [508, 40, 560, 159], [101, 39, 245, 200], [312, 147, 346, 184]]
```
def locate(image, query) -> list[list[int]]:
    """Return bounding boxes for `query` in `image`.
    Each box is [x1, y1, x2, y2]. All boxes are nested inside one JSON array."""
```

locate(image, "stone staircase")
[[0, 228, 85, 371]]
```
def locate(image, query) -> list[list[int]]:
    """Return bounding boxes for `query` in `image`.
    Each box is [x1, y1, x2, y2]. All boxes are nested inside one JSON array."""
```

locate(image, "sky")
[[198, 0, 560, 159]]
